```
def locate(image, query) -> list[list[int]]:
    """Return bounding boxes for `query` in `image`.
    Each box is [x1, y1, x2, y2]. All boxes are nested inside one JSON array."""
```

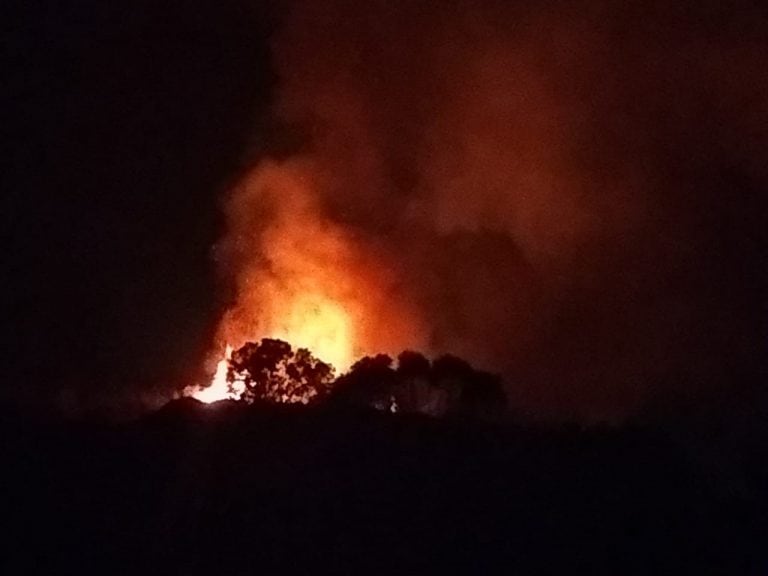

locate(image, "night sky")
[[5, 0, 768, 421], [6, 0, 275, 411]]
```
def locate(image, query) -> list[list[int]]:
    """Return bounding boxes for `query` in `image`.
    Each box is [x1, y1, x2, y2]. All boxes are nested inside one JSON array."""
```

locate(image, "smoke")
[[216, 0, 768, 421], [216, 157, 427, 370]]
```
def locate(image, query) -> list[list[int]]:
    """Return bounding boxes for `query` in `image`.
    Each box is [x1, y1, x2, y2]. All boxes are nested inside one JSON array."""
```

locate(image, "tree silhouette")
[[329, 354, 397, 410], [431, 354, 473, 383], [457, 369, 507, 419], [329, 350, 507, 418], [396, 350, 431, 381], [228, 338, 335, 404], [225, 339, 506, 415], [432, 354, 506, 418]]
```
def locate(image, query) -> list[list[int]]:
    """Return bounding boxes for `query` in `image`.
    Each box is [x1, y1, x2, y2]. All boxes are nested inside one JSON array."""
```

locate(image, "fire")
[[210, 159, 373, 373], [188, 294, 353, 404], [186, 294, 352, 405], [184, 159, 426, 404], [186, 344, 245, 403], [268, 292, 353, 373]]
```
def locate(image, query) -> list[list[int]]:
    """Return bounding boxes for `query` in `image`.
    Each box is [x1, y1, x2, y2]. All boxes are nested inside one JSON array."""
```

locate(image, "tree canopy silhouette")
[[228, 338, 335, 404], [330, 350, 507, 418], [224, 339, 506, 417], [330, 354, 399, 410]]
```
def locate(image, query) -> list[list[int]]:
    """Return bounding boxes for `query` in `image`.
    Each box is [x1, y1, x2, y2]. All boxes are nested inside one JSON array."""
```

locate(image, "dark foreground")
[[2, 399, 766, 575]]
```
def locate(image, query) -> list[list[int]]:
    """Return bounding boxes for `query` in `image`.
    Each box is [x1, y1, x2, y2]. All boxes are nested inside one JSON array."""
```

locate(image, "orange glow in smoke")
[[185, 160, 426, 403], [268, 292, 354, 373]]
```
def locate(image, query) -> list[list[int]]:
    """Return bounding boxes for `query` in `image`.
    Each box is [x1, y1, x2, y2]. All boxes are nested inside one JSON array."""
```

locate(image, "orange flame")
[[186, 344, 243, 403], [187, 159, 426, 403]]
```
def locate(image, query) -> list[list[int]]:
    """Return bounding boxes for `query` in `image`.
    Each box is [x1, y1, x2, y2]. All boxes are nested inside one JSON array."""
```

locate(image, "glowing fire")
[[269, 293, 353, 372], [186, 344, 243, 403], [187, 295, 353, 403], [184, 159, 426, 404]]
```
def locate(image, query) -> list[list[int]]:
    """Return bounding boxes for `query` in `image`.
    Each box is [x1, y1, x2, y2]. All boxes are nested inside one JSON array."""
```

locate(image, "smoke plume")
[[216, 0, 768, 421]]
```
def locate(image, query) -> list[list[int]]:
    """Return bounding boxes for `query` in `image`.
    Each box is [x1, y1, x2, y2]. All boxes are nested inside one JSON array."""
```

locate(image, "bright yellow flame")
[[186, 292, 353, 404], [185, 160, 427, 404], [186, 344, 245, 403], [270, 293, 354, 372]]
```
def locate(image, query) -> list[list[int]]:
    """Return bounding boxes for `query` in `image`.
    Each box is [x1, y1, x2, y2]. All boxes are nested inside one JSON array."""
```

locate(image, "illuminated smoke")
[[201, 0, 768, 420], [209, 157, 427, 373]]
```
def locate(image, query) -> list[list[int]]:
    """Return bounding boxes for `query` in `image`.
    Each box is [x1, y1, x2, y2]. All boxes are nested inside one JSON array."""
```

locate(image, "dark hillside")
[[2, 400, 764, 574]]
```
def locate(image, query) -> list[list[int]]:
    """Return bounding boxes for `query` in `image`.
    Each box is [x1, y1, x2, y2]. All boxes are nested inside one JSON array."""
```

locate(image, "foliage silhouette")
[[329, 349, 507, 418], [225, 338, 506, 417], [396, 350, 431, 381], [330, 354, 398, 410], [228, 338, 334, 404]]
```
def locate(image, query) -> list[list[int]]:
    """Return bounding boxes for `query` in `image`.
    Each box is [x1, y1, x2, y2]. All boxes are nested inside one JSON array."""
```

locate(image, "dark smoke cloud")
[[238, 0, 768, 420], [9, 0, 764, 421]]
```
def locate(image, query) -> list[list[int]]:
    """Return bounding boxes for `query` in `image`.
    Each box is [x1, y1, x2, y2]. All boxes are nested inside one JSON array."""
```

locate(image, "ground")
[[2, 398, 765, 574]]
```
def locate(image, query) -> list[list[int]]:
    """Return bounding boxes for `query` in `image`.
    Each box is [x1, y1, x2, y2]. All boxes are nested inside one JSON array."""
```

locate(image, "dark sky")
[[5, 0, 276, 412], [5, 0, 768, 420]]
